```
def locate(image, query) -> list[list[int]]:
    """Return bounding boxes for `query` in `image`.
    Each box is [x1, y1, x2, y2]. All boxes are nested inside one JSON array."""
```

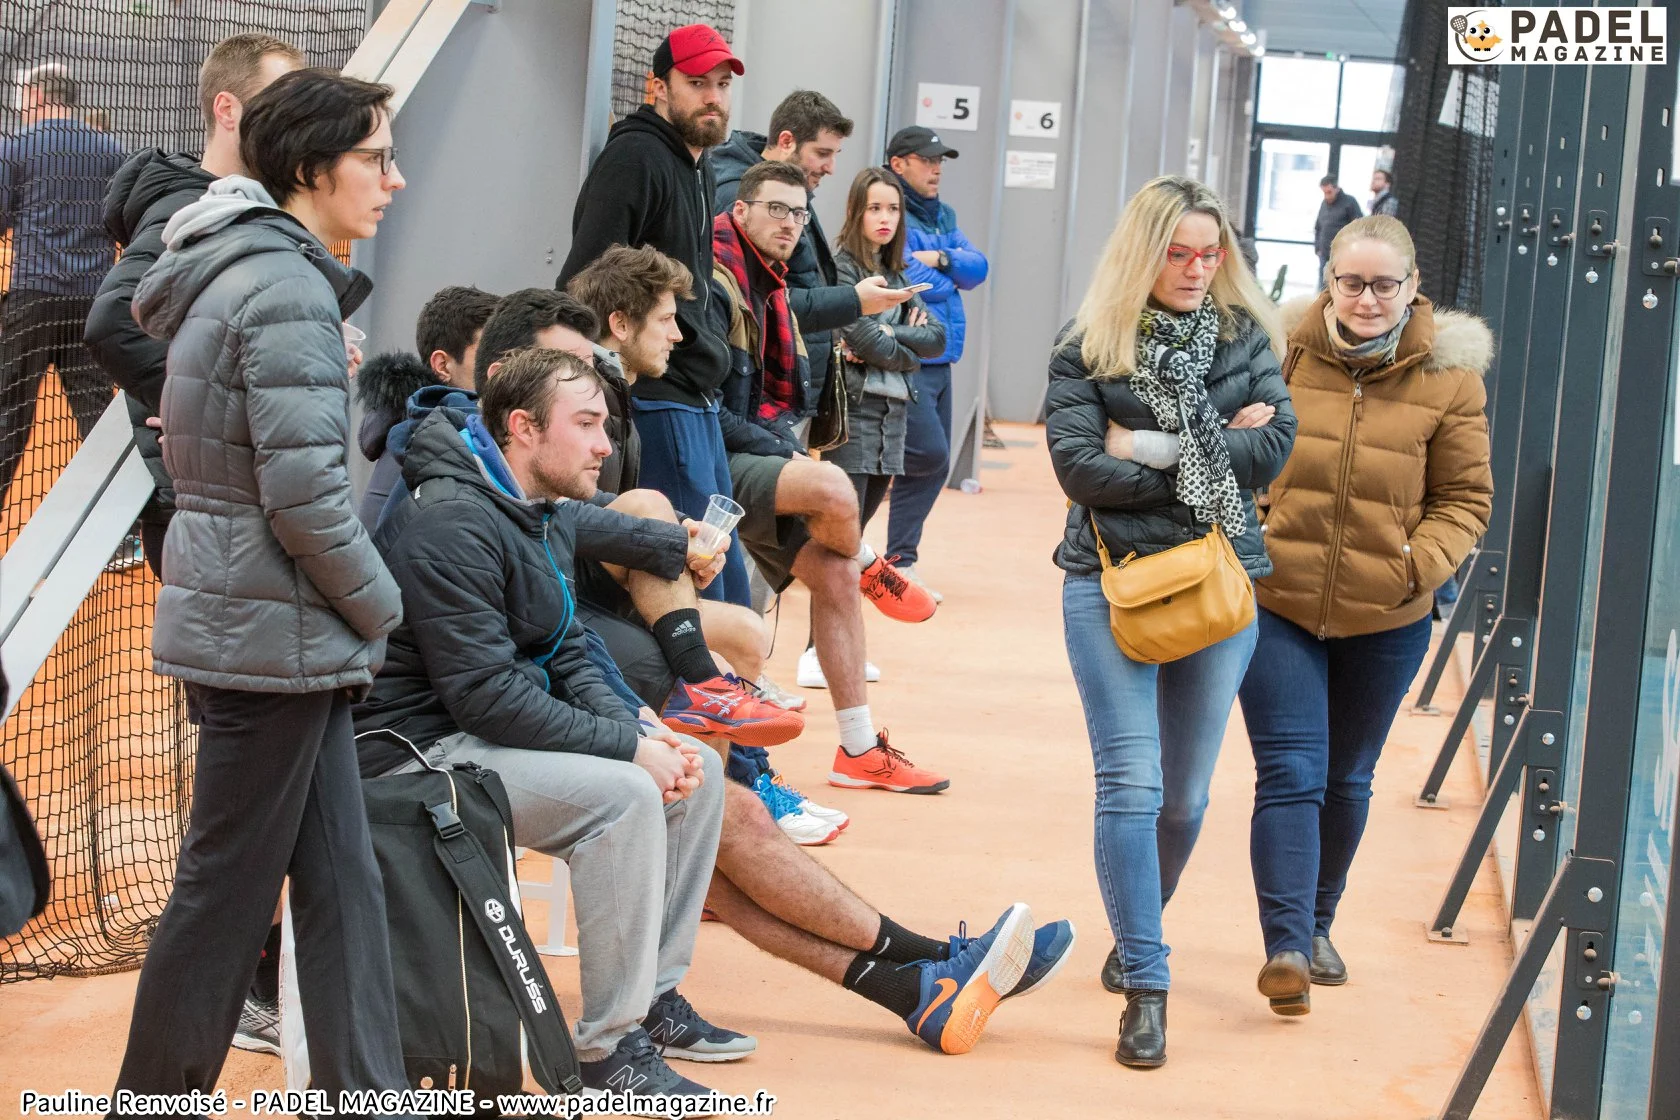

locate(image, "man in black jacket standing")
[[557, 24, 755, 602], [1313, 175, 1363, 285], [355, 349, 747, 1104], [708, 89, 911, 420], [84, 33, 303, 576]]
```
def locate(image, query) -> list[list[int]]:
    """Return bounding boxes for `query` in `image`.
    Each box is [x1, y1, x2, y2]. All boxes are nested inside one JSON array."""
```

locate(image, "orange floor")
[[0, 423, 1540, 1119]]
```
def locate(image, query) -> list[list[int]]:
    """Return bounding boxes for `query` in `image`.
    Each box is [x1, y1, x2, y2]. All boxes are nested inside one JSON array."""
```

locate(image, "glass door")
[[1252, 139, 1329, 303]]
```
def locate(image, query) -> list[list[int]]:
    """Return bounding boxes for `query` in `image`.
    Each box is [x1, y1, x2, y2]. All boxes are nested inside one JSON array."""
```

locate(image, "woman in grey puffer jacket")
[[826, 168, 945, 526], [113, 70, 416, 1107]]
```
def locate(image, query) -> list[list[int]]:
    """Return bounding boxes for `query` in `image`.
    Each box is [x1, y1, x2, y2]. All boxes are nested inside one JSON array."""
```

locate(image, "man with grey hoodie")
[[109, 69, 415, 1116]]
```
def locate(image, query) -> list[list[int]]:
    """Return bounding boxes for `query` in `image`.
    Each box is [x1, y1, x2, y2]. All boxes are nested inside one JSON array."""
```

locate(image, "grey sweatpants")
[[401, 733, 723, 1060]]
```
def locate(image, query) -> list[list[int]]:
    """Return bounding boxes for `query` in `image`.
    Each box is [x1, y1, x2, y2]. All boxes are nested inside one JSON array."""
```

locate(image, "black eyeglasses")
[[1333, 272, 1411, 300], [741, 199, 811, 225], [350, 145, 399, 175]]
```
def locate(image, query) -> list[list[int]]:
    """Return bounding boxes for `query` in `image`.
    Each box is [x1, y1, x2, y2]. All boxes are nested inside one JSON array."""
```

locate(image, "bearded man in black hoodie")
[[557, 24, 762, 604], [84, 33, 303, 578]]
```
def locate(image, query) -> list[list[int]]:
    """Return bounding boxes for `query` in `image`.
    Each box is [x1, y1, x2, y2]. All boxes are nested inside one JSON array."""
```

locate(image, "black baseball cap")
[[886, 125, 959, 161]]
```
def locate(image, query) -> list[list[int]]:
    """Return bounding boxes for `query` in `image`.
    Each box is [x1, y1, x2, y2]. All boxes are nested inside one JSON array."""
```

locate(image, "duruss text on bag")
[[1447, 6, 1668, 64]]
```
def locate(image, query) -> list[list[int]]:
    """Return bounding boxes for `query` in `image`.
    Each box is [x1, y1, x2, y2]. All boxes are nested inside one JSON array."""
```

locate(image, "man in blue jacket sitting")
[[885, 126, 990, 602]]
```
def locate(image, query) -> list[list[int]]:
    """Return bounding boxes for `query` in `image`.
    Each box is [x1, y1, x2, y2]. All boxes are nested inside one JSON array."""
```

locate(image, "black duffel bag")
[[282, 731, 581, 1113], [1, 760, 51, 939]]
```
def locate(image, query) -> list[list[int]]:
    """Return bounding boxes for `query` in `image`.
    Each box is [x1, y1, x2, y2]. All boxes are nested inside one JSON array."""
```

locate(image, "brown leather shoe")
[[1257, 950, 1311, 1016]]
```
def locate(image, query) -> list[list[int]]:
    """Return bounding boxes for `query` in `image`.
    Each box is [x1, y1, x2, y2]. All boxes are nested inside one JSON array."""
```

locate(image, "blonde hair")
[[1325, 214, 1416, 284], [1074, 175, 1283, 379]]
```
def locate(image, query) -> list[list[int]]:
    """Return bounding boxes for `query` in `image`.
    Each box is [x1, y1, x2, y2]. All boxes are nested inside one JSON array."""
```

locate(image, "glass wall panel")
[[1338, 144, 1386, 213], [1339, 61, 1403, 131], [1254, 240, 1322, 303], [1254, 139, 1330, 242], [1256, 58, 1340, 127]]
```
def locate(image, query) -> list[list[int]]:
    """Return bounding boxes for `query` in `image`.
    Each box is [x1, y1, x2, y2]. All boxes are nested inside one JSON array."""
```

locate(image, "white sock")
[[853, 542, 877, 568], [837, 705, 877, 756]]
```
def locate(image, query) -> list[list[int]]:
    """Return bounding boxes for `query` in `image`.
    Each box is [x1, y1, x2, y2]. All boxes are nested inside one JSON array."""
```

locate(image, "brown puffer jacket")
[[1257, 293, 1493, 638]]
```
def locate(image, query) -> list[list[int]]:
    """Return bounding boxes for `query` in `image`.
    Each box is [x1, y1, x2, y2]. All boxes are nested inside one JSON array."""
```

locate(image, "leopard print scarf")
[[1132, 298, 1247, 534]]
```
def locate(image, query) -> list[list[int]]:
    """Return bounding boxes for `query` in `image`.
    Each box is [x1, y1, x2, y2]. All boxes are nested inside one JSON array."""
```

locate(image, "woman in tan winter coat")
[[1236, 215, 1492, 1017]]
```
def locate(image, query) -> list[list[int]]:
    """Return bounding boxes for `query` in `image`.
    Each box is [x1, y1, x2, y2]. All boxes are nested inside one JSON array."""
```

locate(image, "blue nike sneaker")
[[952, 918, 1077, 1001], [906, 902, 1033, 1054]]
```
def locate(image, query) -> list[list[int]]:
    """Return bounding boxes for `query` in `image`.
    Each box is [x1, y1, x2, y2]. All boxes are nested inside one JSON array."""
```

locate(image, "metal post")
[[1436, 49, 1675, 1116]]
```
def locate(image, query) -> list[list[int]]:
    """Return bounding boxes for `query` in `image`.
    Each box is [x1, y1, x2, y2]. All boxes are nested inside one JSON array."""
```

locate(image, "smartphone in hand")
[[905, 282, 934, 294]]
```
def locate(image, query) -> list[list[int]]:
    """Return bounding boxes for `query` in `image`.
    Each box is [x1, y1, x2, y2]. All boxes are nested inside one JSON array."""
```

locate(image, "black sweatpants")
[[112, 684, 411, 1117], [0, 289, 112, 511]]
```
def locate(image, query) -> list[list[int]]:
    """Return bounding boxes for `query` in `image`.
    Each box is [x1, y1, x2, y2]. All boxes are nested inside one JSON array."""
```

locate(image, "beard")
[[531, 461, 599, 503], [622, 336, 670, 380], [670, 102, 729, 149]]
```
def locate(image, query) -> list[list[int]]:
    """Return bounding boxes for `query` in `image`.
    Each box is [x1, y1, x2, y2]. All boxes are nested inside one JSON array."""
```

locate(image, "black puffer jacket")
[[353, 407, 681, 778], [1046, 314, 1297, 579], [709, 130, 862, 412], [594, 347, 640, 497], [83, 149, 216, 523], [558, 106, 730, 409]]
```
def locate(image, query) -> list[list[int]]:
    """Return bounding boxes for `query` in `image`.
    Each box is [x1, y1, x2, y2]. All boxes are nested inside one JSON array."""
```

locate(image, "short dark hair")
[[416, 286, 500, 364], [739, 159, 809, 202], [1372, 168, 1393, 186], [23, 63, 78, 107], [199, 34, 304, 133], [474, 289, 600, 390], [567, 246, 695, 340], [240, 68, 394, 206], [1320, 175, 1338, 188], [479, 347, 605, 448], [767, 90, 853, 148]]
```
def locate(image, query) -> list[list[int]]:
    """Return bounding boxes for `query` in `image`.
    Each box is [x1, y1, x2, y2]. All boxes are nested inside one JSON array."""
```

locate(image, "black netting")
[[611, 0, 735, 122], [1391, 0, 1502, 312], [1, 0, 365, 981]]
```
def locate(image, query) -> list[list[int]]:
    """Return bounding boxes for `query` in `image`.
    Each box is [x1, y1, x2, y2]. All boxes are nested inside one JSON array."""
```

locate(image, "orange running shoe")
[[858, 555, 937, 623], [827, 731, 949, 794], [661, 674, 806, 747]]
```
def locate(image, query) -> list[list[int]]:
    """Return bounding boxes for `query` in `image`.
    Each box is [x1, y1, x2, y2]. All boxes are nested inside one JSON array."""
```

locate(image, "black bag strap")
[[427, 786, 582, 1096]]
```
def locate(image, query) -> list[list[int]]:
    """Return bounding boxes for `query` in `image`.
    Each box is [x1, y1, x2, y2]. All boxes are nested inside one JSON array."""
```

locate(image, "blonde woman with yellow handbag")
[[1046, 175, 1295, 1069]]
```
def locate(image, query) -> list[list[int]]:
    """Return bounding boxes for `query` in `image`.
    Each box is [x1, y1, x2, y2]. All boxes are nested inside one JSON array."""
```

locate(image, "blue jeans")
[[885, 363, 952, 566], [1238, 607, 1432, 958], [631, 400, 750, 606], [1062, 574, 1258, 990]]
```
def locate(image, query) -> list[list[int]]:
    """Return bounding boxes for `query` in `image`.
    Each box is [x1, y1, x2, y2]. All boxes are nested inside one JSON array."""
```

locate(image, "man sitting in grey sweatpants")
[[352, 347, 751, 1108]]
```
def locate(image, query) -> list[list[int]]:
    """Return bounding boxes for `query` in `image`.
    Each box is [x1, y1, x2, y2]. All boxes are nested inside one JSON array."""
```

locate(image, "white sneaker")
[[898, 564, 944, 604], [772, 771, 849, 832], [777, 806, 841, 846], [754, 673, 807, 712], [796, 646, 880, 689]]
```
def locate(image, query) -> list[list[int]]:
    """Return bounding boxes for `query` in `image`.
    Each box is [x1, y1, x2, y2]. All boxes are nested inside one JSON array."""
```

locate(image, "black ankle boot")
[[1257, 950, 1312, 1016], [1310, 935, 1347, 985], [1115, 989, 1167, 1068], [1101, 946, 1126, 994]]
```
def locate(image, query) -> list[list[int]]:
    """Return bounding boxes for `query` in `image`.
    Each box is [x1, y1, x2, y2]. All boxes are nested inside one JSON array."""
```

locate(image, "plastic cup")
[[694, 494, 744, 561], [342, 321, 367, 356]]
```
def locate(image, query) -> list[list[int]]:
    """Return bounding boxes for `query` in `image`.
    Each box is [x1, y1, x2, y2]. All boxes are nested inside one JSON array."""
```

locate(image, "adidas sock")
[[250, 921, 282, 1004], [853, 542, 878, 569], [842, 953, 923, 1018], [871, 915, 949, 964], [836, 705, 877, 757], [651, 609, 721, 687]]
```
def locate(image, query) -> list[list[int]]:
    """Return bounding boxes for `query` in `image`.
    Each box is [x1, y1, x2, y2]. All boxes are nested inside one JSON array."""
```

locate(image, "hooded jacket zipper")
[[1315, 378, 1363, 638]]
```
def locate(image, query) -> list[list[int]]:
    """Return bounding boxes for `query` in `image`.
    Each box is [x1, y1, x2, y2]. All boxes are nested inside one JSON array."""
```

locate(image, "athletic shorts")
[[726, 452, 811, 594]]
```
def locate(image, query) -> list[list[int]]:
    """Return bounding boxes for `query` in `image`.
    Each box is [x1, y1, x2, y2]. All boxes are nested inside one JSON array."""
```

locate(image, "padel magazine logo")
[[1448, 6, 1668, 64]]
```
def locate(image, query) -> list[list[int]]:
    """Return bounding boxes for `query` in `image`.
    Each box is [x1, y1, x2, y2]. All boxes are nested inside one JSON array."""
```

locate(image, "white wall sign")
[[916, 83, 981, 132], [1004, 149, 1057, 190], [1008, 99, 1062, 138]]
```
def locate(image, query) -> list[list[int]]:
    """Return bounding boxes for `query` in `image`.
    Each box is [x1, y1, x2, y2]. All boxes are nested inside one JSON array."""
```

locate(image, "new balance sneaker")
[[858, 555, 937, 622], [772, 770, 849, 832], [795, 645, 880, 689], [232, 995, 281, 1056], [753, 672, 807, 712], [644, 987, 757, 1063], [906, 902, 1034, 1055], [897, 563, 944, 604], [578, 1027, 715, 1116], [753, 772, 840, 846], [828, 732, 949, 794], [953, 918, 1077, 1000], [661, 674, 804, 747]]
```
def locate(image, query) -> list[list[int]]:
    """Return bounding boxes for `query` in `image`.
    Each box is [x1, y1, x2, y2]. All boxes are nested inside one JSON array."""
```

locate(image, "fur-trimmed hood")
[[355, 350, 436, 462], [1278, 292, 1494, 376]]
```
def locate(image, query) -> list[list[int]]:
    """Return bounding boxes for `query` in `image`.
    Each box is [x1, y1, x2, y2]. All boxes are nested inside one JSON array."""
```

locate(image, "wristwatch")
[[936, 250, 951, 271]]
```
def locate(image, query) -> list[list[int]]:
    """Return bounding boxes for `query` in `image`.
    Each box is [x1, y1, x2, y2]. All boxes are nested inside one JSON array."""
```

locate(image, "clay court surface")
[[1, 421, 1541, 1119]]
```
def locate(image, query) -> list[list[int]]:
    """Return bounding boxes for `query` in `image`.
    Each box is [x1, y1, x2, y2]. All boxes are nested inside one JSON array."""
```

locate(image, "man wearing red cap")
[[559, 25, 764, 604]]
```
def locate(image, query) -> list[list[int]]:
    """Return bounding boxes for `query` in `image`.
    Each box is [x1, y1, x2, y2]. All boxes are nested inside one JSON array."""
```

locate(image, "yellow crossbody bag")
[[1090, 512, 1255, 664]]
